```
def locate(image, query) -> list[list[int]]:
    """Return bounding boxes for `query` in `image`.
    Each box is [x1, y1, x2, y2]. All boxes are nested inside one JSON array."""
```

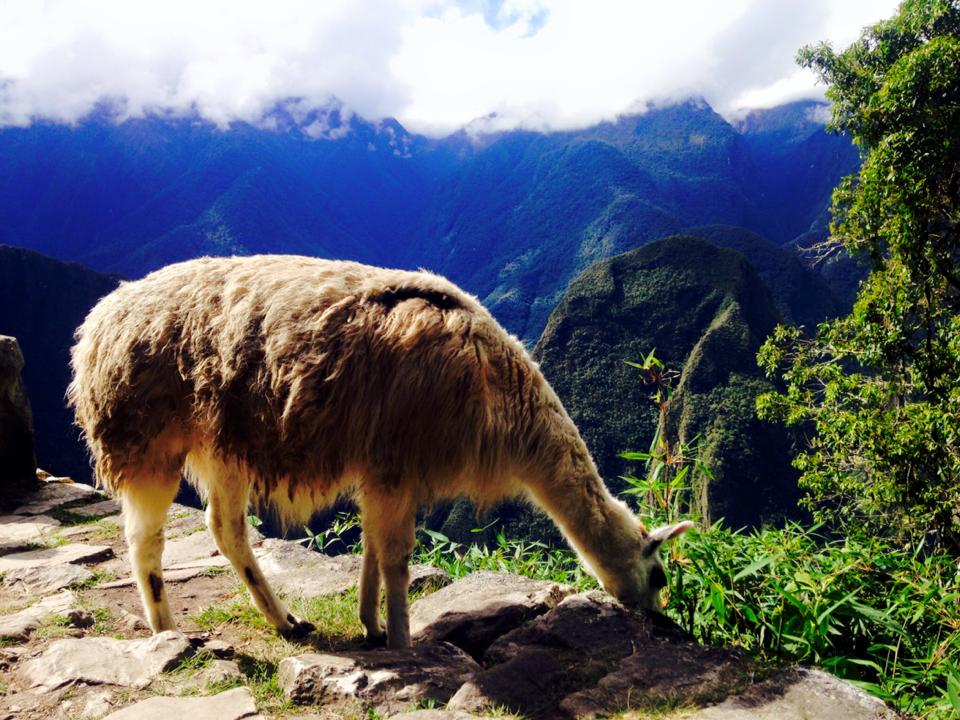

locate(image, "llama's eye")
[[649, 565, 667, 590]]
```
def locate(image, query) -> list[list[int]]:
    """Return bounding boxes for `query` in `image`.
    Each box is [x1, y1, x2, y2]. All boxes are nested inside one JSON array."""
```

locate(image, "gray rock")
[[203, 639, 235, 658], [256, 538, 362, 597], [3, 562, 95, 594], [12, 478, 100, 515], [0, 335, 37, 509], [164, 504, 208, 537], [0, 645, 28, 671], [408, 564, 451, 594], [21, 630, 193, 691], [198, 658, 243, 686], [280, 642, 480, 715], [0, 513, 61, 552], [558, 642, 750, 718], [70, 499, 121, 518], [101, 687, 262, 719], [409, 571, 574, 658], [390, 712, 514, 720], [82, 689, 116, 719], [254, 539, 445, 598], [117, 608, 150, 632], [449, 592, 744, 719], [0, 542, 113, 572], [0, 590, 81, 641], [162, 530, 227, 566], [58, 518, 120, 540], [690, 668, 899, 720]]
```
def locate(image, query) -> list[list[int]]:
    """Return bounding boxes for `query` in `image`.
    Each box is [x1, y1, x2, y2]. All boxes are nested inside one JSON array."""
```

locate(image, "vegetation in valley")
[[533, 235, 799, 528]]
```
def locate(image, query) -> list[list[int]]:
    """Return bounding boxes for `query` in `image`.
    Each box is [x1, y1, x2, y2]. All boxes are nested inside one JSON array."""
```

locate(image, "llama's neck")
[[521, 427, 641, 589], [511, 360, 644, 590]]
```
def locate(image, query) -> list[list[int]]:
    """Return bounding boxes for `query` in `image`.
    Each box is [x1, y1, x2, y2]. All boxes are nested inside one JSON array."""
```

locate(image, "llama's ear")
[[643, 521, 695, 556]]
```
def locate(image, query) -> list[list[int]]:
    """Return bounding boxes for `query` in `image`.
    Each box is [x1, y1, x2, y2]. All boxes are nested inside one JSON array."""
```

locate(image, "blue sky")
[[0, 0, 899, 135]]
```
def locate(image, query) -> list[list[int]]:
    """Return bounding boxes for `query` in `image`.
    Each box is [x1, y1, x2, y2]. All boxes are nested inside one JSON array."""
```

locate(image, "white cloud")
[[0, 0, 901, 135]]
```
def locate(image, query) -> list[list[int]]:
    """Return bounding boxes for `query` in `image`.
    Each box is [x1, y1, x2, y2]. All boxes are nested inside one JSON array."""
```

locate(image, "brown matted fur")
[[68, 255, 692, 648]]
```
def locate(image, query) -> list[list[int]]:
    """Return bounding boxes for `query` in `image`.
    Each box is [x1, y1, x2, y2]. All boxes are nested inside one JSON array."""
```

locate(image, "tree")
[[757, 0, 960, 551]]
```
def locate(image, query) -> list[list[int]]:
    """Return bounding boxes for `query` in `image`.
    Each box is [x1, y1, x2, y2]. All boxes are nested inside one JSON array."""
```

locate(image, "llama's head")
[[611, 520, 695, 612]]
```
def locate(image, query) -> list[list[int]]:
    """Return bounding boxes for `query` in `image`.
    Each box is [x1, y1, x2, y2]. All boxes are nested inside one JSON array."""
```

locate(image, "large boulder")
[[280, 642, 480, 716], [448, 591, 746, 718], [409, 571, 575, 658], [0, 335, 37, 509], [690, 668, 899, 720]]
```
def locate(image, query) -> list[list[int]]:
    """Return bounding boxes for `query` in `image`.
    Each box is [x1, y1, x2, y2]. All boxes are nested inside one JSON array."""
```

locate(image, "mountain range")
[[0, 98, 858, 344], [0, 98, 863, 528]]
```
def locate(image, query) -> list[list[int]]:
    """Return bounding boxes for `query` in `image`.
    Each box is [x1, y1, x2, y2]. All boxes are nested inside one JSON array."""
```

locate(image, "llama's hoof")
[[280, 618, 316, 639], [363, 630, 387, 648], [386, 637, 412, 651]]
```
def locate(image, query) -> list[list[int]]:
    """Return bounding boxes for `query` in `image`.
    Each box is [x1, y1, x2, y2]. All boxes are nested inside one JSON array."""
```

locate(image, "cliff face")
[[535, 236, 800, 527], [0, 335, 37, 507], [0, 246, 121, 481]]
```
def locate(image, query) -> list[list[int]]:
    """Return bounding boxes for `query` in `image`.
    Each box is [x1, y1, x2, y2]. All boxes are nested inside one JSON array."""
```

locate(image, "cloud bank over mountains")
[[0, 0, 898, 135]]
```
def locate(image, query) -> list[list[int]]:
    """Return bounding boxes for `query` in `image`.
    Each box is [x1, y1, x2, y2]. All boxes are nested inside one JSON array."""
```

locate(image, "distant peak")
[[733, 100, 832, 138]]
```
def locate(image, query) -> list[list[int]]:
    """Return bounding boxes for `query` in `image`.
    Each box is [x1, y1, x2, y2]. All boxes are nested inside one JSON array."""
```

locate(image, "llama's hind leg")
[[120, 474, 179, 633], [361, 490, 415, 650], [358, 517, 385, 644], [205, 477, 314, 639]]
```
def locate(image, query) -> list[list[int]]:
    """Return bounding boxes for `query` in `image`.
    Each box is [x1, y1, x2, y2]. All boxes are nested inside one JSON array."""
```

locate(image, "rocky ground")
[[0, 475, 899, 720]]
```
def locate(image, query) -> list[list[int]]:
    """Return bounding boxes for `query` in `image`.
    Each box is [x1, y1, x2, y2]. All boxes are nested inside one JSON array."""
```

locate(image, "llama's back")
[[70, 255, 562, 505]]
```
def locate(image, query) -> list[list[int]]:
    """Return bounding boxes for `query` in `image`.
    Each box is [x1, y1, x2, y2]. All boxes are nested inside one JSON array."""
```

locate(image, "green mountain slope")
[[682, 224, 841, 329], [534, 236, 800, 527]]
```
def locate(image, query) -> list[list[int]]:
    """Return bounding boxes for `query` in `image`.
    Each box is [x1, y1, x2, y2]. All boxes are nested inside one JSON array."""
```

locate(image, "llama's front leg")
[[358, 526, 385, 643], [121, 476, 179, 633], [206, 481, 314, 639]]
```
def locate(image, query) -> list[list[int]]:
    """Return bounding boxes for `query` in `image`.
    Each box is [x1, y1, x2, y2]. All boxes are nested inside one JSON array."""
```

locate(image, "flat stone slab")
[[3, 562, 94, 595], [0, 590, 81, 641], [162, 530, 226, 566], [100, 526, 256, 588], [0, 542, 113, 572], [690, 668, 899, 720], [12, 479, 100, 515], [70, 499, 121, 518], [409, 571, 574, 657], [101, 555, 231, 588], [0, 514, 62, 552], [256, 538, 363, 597], [102, 687, 262, 719], [280, 642, 480, 714], [21, 630, 193, 691]]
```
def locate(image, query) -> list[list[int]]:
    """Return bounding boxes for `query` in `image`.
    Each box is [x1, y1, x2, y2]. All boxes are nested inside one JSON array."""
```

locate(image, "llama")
[[68, 255, 692, 649]]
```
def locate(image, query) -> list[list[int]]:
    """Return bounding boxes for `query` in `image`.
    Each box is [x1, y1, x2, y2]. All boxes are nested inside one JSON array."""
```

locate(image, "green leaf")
[[732, 555, 775, 582], [947, 672, 960, 711]]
